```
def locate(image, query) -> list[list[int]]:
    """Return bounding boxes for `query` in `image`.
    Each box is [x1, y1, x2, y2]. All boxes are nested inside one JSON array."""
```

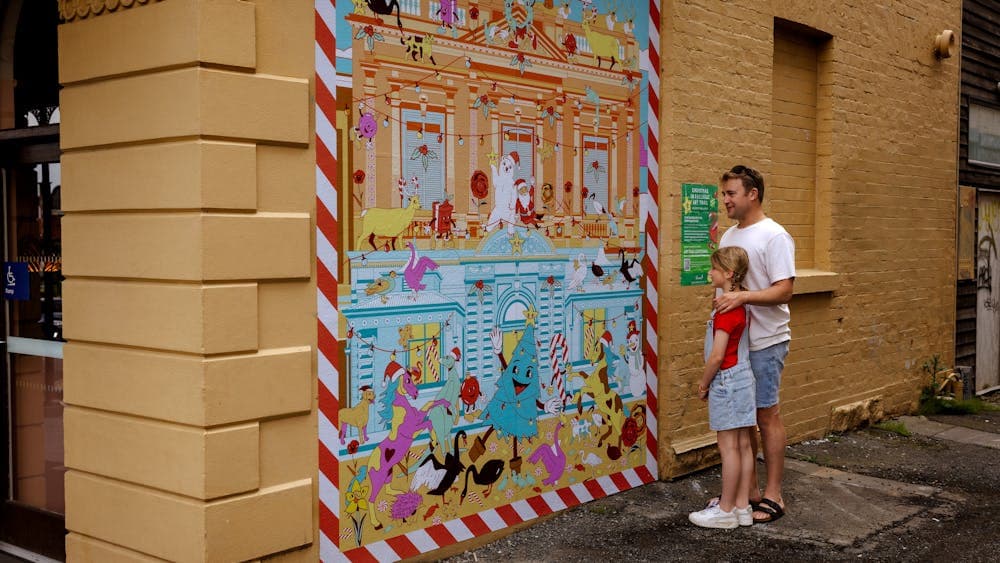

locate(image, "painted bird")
[[617, 197, 628, 215], [527, 420, 567, 486], [411, 455, 447, 492], [580, 450, 602, 467], [460, 459, 505, 503], [596, 246, 612, 267], [365, 271, 397, 303], [620, 249, 641, 288], [567, 254, 588, 292], [404, 241, 439, 294], [587, 192, 607, 216]]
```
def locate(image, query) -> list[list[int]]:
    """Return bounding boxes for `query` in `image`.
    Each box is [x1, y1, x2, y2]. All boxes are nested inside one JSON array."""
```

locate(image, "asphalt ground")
[[439, 401, 1000, 562]]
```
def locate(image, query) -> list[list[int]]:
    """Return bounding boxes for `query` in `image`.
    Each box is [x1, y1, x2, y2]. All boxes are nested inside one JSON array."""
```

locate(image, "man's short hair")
[[721, 165, 766, 203]]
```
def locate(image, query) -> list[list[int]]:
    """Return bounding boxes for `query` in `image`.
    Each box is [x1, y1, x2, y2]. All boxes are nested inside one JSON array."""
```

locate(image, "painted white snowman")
[[625, 320, 645, 397], [486, 152, 519, 234]]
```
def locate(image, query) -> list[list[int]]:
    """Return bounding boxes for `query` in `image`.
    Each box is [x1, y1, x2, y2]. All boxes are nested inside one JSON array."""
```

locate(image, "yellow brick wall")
[[59, 1, 318, 560], [657, 0, 960, 477]]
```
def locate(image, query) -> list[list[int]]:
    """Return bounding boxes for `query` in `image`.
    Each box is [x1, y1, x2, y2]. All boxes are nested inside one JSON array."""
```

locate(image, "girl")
[[689, 246, 756, 529]]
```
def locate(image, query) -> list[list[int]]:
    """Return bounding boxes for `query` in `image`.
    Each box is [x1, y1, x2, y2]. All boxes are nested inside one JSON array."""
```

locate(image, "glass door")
[[0, 144, 64, 560], [0, 0, 64, 558]]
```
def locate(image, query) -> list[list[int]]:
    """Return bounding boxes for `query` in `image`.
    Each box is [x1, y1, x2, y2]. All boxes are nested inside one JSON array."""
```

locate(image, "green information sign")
[[680, 183, 718, 286]]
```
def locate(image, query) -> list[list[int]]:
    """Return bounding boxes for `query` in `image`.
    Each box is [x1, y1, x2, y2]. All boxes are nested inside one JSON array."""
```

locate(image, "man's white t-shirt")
[[718, 217, 795, 351]]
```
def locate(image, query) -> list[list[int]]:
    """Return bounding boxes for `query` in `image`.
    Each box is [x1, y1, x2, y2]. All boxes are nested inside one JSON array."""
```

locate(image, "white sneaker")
[[688, 504, 739, 529], [734, 505, 753, 526]]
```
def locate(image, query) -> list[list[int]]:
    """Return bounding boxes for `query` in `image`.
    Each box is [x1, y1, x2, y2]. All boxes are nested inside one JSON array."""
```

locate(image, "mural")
[[316, 1, 660, 559]]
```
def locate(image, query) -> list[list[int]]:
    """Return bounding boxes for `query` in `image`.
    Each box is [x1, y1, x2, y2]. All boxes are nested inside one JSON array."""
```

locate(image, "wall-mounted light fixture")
[[935, 30, 955, 59]]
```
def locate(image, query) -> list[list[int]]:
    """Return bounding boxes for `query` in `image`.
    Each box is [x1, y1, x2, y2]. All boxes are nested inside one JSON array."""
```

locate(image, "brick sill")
[[671, 433, 717, 454], [793, 269, 839, 295]]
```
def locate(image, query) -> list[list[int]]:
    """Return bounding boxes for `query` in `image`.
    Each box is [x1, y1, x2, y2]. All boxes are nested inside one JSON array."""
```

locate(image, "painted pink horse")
[[366, 368, 450, 530]]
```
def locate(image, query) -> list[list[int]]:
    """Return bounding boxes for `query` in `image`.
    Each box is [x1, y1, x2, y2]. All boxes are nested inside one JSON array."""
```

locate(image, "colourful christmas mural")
[[316, 1, 661, 560]]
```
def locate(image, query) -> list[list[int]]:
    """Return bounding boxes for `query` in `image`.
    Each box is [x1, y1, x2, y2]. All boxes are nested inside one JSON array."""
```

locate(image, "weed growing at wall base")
[[872, 420, 911, 436]]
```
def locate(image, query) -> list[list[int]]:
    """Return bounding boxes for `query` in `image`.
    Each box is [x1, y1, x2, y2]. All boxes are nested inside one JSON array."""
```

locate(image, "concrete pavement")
[[899, 415, 1000, 449], [443, 414, 999, 561]]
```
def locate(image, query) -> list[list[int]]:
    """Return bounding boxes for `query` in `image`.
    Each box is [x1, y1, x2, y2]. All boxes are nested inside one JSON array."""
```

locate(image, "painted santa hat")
[[509, 151, 520, 168], [600, 330, 613, 347], [450, 347, 462, 362], [627, 320, 639, 340], [514, 177, 529, 192], [384, 360, 407, 382]]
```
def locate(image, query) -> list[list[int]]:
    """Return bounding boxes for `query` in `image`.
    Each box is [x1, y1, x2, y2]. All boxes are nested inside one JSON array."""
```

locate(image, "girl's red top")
[[714, 307, 746, 369]]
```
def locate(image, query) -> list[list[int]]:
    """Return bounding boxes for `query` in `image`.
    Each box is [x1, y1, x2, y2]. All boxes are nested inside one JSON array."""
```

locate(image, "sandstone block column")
[[58, 1, 317, 560]]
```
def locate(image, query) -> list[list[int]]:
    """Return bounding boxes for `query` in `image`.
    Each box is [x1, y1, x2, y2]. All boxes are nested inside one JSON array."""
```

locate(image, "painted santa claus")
[[515, 176, 541, 228]]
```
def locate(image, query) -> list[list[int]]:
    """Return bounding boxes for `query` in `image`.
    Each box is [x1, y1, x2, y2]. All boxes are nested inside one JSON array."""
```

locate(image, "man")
[[714, 164, 795, 524]]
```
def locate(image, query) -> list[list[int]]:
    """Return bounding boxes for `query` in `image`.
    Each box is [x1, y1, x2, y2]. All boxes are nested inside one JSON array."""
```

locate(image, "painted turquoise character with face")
[[479, 307, 544, 473], [427, 347, 463, 457]]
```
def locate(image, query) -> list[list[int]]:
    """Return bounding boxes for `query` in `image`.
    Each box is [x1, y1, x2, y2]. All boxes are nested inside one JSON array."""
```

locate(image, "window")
[[402, 108, 445, 209], [582, 136, 609, 213], [970, 104, 1000, 168], [405, 323, 442, 385], [502, 124, 534, 183]]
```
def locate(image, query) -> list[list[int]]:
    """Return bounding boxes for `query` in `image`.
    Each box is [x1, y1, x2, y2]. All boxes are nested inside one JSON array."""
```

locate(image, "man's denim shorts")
[[708, 362, 756, 431], [749, 340, 790, 409]]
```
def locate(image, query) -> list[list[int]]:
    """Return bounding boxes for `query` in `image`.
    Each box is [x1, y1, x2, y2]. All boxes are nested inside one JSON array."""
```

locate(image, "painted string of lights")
[[346, 311, 457, 354], [348, 45, 642, 119], [345, 52, 643, 154], [575, 300, 641, 325]]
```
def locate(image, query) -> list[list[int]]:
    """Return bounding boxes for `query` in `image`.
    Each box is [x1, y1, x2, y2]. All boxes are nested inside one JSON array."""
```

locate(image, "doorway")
[[0, 0, 64, 560], [976, 192, 1000, 394]]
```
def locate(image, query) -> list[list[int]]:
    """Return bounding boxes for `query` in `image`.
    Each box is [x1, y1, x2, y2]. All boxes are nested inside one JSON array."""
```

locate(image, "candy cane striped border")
[[316, 1, 342, 561], [316, 1, 662, 559], [642, 0, 662, 486]]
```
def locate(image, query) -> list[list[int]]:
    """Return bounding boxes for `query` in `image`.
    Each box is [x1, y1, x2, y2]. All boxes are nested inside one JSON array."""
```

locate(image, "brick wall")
[[657, 0, 961, 477]]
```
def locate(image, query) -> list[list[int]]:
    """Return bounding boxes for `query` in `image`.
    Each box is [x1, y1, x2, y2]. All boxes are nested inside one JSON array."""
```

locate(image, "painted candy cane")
[[425, 337, 439, 383], [549, 332, 569, 405]]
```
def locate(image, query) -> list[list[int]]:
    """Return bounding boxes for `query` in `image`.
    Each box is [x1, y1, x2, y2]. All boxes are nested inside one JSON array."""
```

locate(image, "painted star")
[[539, 142, 555, 160], [522, 305, 539, 327], [487, 150, 499, 166], [682, 197, 692, 215], [509, 232, 525, 255]]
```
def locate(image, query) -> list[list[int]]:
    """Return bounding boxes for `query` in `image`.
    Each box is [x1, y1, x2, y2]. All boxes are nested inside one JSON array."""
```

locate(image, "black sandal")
[[751, 498, 785, 523]]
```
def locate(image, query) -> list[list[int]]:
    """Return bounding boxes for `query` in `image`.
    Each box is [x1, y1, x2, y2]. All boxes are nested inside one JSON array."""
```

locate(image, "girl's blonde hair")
[[711, 246, 749, 291]]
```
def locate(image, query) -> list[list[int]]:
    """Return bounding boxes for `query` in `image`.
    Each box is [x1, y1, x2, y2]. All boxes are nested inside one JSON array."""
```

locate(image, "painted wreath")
[[471, 170, 490, 200]]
